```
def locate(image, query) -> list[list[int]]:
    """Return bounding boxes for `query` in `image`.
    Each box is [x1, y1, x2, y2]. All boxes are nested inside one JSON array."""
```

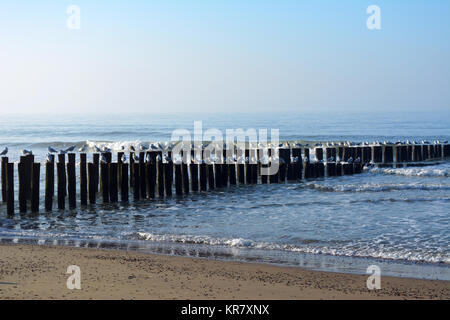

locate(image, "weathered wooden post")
[[175, 162, 183, 195], [25, 154, 33, 200], [278, 148, 288, 183], [315, 148, 324, 162], [147, 152, 157, 198], [6, 162, 14, 215], [138, 152, 146, 199], [336, 162, 343, 176], [67, 153, 76, 209], [291, 148, 302, 181], [134, 162, 140, 200], [182, 150, 190, 193], [109, 163, 118, 202], [422, 145, 429, 161], [80, 154, 87, 205], [31, 162, 40, 213], [88, 163, 96, 204], [325, 148, 336, 162], [207, 162, 215, 190], [373, 146, 382, 163], [118, 152, 124, 189], [1, 157, 7, 202], [57, 155, 66, 210], [214, 162, 222, 188], [200, 161, 207, 191], [190, 149, 199, 191], [383, 146, 393, 164], [221, 148, 229, 187], [316, 162, 325, 177], [343, 163, 354, 175], [362, 146, 371, 164], [338, 147, 344, 162], [93, 153, 100, 192], [121, 163, 129, 202], [18, 158, 27, 213], [45, 155, 54, 211], [157, 151, 164, 197], [101, 162, 110, 203], [164, 152, 173, 196], [129, 151, 135, 188], [326, 162, 337, 177]]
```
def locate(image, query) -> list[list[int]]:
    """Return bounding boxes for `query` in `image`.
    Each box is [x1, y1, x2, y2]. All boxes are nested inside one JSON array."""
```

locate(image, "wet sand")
[[0, 244, 448, 300]]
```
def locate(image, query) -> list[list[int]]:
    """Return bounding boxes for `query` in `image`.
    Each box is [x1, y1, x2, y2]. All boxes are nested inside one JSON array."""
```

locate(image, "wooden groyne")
[[1, 142, 449, 215]]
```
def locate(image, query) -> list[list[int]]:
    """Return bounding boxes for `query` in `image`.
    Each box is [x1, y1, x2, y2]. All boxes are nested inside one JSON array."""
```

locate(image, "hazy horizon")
[[1, 0, 449, 114]]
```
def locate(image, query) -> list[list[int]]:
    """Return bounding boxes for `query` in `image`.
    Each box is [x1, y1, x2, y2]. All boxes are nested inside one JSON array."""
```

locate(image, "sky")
[[0, 0, 449, 114]]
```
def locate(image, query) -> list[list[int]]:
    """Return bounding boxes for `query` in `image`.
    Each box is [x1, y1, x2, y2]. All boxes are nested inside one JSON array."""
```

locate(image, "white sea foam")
[[128, 232, 450, 264], [368, 165, 450, 177], [306, 182, 450, 192]]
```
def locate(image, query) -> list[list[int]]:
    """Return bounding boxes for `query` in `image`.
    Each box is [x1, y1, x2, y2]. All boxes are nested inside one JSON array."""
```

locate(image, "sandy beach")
[[0, 244, 448, 300]]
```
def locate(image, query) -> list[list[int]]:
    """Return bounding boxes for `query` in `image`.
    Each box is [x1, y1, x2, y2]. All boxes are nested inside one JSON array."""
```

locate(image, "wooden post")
[[336, 162, 343, 176], [413, 145, 422, 162], [363, 146, 371, 164], [443, 144, 450, 157], [214, 163, 222, 188], [190, 149, 199, 191], [291, 148, 302, 181], [101, 162, 110, 203], [139, 152, 146, 199], [88, 163, 96, 204], [244, 149, 251, 184], [373, 146, 382, 163], [121, 163, 129, 202], [6, 163, 14, 215], [164, 154, 173, 197], [338, 147, 344, 162], [354, 163, 362, 174], [269, 148, 278, 183], [200, 162, 207, 191], [327, 162, 337, 177], [109, 163, 118, 202], [157, 152, 164, 197], [93, 153, 100, 192], [221, 149, 229, 187], [175, 163, 183, 195], [278, 148, 288, 183], [118, 152, 124, 189], [80, 154, 87, 205], [422, 145, 429, 161], [133, 162, 140, 201], [45, 156, 54, 211], [57, 159, 65, 210], [130, 152, 135, 188], [1, 157, 7, 202], [25, 154, 33, 200], [316, 162, 325, 177], [383, 146, 393, 164], [343, 163, 354, 175], [18, 159, 27, 213], [147, 152, 157, 198], [207, 163, 215, 190], [315, 148, 324, 162], [31, 163, 40, 213], [67, 154, 76, 209], [182, 150, 190, 193]]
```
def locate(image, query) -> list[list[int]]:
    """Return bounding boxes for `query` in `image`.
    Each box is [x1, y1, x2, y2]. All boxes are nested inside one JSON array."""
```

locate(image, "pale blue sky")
[[0, 0, 449, 113]]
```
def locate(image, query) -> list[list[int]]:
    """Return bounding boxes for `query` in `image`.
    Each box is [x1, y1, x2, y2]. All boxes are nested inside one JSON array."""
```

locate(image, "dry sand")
[[0, 244, 448, 300]]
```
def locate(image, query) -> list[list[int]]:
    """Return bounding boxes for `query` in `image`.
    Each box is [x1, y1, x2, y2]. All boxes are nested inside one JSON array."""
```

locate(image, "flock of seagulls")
[[0, 139, 447, 165]]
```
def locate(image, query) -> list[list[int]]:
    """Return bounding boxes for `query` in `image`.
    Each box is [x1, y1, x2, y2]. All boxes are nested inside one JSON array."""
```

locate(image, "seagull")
[[156, 154, 162, 162], [46, 153, 54, 162], [0, 147, 8, 156], [101, 153, 108, 163], [94, 146, 102, 153], [347, 157, 354, 164], [151, 143, 159, 150], [140, 144, 149, 151], [354, 157, 361, 163], [129, 145, 136, 152], [21, 149, 33, 156], [101, 146, 111, 153], [59, 149, 67, 154], [48, 146, 58, 153], [122, 154, 127, 163], [164, 155, 171, 162], [133, 154, 140, 162], [78, 145, 87, 153], [65, 145, 76, 152], [327, 156, 335, 162]]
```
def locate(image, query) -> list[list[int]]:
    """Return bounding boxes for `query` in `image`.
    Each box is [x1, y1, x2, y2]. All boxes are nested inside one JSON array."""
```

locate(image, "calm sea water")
[[0, 112, 449, 280]]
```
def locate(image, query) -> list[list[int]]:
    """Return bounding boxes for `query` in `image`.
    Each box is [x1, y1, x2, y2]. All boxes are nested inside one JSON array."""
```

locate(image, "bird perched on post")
[[65, 145, 76, 153], [0, 147, 8, 156], [48, 146, 58, 153], [78, 145, 87, 152], [21, 149, 33, 156]]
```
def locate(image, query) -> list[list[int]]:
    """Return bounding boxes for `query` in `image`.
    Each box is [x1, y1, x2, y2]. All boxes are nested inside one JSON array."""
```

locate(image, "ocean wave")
[[127, 232, 450, 264], [368, 165, 450, 177], [306, 182, 450, 192]]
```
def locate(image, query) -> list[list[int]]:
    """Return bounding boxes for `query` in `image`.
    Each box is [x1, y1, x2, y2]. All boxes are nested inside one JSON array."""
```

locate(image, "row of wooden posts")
[[1, 143, 449, 215]]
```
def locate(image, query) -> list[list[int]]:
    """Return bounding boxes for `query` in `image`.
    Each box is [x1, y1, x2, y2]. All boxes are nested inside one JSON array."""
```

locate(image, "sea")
[[0, 112, 449, 281]]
